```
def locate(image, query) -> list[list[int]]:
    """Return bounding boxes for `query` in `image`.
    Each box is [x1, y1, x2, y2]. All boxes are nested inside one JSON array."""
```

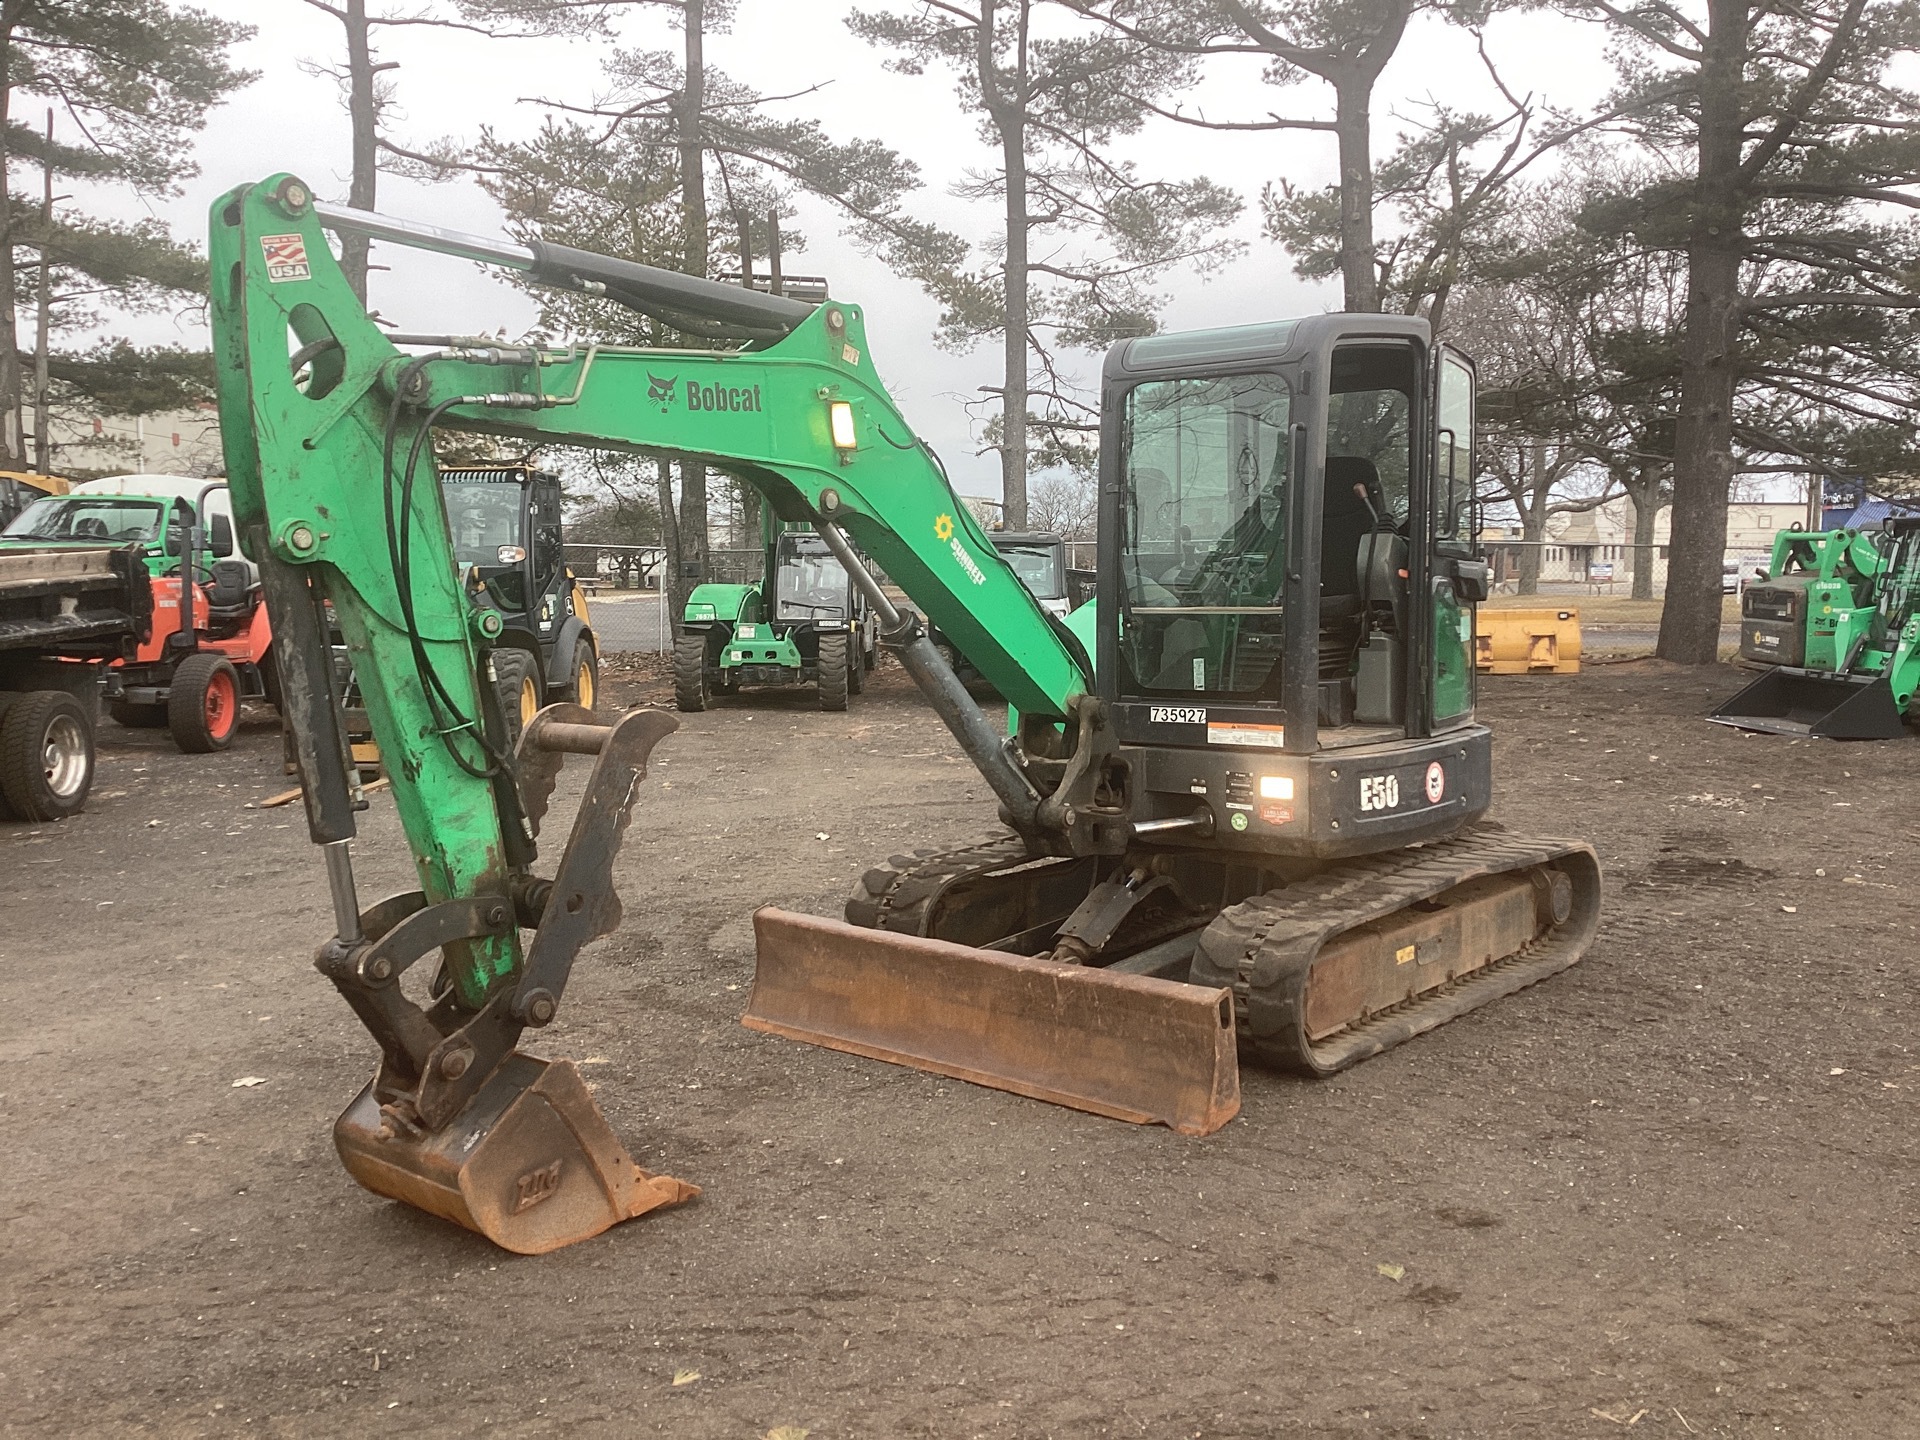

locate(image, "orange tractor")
[[93, 481, 276, 751]]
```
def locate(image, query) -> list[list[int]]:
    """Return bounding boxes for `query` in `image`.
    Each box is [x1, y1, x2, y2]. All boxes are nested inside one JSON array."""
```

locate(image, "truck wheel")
[[673, 633, 709, 712], [847, 631, 866, 694], [0, 690, 94, 820], [565, 638, 599, 712], [492, 647, 540, 745], [108, 699, 168, 729], [169, 653, 242, 753], [818, 633, 850, 711]]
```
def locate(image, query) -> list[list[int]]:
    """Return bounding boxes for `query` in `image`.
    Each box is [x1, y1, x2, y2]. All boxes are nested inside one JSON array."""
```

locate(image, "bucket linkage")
[[317, 705, 696, 1254]]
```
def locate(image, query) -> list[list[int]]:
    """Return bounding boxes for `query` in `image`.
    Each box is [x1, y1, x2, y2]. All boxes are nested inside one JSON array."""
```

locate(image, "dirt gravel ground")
[[4, 656, 1918, 1438]]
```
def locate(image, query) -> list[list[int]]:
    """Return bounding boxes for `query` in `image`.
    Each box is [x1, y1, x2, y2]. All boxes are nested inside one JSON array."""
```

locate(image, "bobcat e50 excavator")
[[213, 174, 1601, 1254]]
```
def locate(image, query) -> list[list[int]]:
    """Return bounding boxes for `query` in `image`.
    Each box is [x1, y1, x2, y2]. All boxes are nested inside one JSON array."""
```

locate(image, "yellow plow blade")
[[745, 909, 1240, 1136]]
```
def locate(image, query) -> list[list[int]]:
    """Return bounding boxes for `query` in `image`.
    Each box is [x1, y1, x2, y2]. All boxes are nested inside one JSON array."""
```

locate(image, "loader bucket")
[[334, 1054, 698, 1255], [745, 908, 1240, 1135], [1707, 668, 1906, 740]]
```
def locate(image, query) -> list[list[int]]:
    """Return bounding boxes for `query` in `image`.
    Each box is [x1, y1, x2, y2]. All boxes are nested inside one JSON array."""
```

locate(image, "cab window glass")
[[1435, 355, 1474, 547]]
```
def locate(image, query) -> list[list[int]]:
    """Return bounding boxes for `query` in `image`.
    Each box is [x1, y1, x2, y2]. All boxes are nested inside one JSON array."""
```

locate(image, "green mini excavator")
[[213, 174, 1601, 1254]]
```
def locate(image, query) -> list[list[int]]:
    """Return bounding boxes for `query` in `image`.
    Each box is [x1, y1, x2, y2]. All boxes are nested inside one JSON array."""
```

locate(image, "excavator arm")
[[209, 173, 1114, 1250]]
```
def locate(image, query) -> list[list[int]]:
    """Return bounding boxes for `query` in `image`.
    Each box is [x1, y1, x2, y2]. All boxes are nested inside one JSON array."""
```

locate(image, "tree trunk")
[[1515, 447, 1549, 595], [675, 458, 708, 607], [1626, 461, 1663, 601], [1657, 0, 1745, 663], [985, 0, 1030, 529], [31, 107, 49, 473], [0, 20, 22, 468], [341, 0, 377, 302], [1332, 76, 1379, 313], [676, 0, 710, 594], [656, 457, 690, 622]]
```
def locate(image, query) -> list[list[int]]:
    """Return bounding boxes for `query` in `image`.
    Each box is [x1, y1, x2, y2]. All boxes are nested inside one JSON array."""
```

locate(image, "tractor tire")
[[848, 630, 866, 695], [491, 647, 540, 747], [108, 699, 168, 729], [673, 632, 710, 712], [564, 637, 599, 712], [817, 633, 850, 712], [0, 690, 94, 821], [168, 653, 242, 753]]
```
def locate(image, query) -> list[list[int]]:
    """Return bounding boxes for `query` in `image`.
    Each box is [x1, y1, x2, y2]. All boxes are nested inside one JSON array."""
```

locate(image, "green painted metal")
[[210, 176, 521, 1007], [211, 171, 1084, 1009], [720, 625, 803, 672], [1762, 526, 1920, 711], [684, 583, 761, 626]]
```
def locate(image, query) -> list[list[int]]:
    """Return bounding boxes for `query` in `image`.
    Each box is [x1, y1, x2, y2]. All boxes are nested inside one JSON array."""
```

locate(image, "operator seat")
[[1319, 458, 1380, 689], [74, 517, 109, 539]]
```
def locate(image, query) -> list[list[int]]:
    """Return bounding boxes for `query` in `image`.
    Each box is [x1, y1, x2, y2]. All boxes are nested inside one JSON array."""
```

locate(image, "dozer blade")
[[334, 1054, 698, 1255], [1708, 667, 1905, 740], [745, 908, 1240, 1135]]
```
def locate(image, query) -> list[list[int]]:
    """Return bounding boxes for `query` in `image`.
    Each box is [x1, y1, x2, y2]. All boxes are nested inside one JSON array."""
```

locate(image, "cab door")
[[1428, 346, 1479, 729]]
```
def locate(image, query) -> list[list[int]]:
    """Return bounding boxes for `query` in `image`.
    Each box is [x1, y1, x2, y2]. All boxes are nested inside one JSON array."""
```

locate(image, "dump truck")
[[2, 478, 277, 751], [211, 174, 1601, 1254], [1709, 520, 1920, 739], [0, 541, 150, 819]]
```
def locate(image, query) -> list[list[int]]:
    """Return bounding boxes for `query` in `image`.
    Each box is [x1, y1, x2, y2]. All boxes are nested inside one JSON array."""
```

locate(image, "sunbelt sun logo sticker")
[[934, 513, 986, 585]]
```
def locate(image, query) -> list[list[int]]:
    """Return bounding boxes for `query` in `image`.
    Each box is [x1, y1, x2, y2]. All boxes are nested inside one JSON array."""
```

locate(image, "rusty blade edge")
[[742, 1012, 1241, 1132]]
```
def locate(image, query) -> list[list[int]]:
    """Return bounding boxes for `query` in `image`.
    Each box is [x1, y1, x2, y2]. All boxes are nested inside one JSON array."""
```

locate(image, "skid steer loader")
[[1710, 520, 1920, 739]]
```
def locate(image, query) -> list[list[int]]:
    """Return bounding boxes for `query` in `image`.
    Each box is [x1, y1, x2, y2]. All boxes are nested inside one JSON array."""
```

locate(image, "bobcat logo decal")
[[647, 373, 678, 412]]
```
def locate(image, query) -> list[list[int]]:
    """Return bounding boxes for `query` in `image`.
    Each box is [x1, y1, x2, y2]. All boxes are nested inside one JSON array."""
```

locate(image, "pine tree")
[[0, 1, 252, 468], [1560, 0, 1920, 661], [849, 1, 1241, 526]]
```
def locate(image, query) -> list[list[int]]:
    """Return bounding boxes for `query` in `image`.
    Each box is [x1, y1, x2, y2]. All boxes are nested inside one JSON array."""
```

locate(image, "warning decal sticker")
[[262, 234, 311, 282]]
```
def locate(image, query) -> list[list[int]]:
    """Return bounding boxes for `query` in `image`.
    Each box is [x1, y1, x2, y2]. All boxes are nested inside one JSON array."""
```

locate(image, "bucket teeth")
[[334, 1054, 697, 1255]]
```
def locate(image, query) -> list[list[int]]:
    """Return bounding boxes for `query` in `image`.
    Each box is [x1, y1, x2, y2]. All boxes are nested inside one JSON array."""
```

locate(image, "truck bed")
[[0, 544, 150, 657]]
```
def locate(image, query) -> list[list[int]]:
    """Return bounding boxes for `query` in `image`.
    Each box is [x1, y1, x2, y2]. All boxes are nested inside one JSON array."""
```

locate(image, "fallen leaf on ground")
[[765, 1428, 810, 1440], [672, 1369, 701, 1387], [230, 1076, 268, 1088], [1375, 1263, 1405, 1281]]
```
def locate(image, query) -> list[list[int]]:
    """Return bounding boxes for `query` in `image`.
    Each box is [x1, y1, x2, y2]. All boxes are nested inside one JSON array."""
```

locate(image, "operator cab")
[[443, 465, 563, 618], [1092, 314, 1491, 859], [992, 532, 1071, 619], [772, 530, 853, 622]]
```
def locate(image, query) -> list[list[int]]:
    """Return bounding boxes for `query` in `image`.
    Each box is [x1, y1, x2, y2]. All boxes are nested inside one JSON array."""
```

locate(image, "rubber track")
[[1194, 825, 1602, 1077], [845, 833, 1033, 934]]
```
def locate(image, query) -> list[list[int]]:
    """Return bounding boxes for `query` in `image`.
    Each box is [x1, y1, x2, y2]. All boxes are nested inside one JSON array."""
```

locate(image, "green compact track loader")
[[1710, 520, 1920, 739]]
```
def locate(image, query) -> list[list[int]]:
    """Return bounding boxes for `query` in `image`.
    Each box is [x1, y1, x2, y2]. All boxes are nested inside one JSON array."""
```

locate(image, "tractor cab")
[[991, 532, 1071, 619], [1091, 313, 1491, 859], [440, 465, 598, 728], [676, 522, 879, 712]]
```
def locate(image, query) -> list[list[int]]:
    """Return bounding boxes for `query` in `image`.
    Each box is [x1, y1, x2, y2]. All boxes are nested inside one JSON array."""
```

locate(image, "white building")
[[1484, 499, 1806, 589], [48, 401, 224, 479]]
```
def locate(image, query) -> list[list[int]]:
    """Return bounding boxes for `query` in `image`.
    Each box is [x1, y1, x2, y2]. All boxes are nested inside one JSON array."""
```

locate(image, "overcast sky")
[[84, 0, 1618, 501]]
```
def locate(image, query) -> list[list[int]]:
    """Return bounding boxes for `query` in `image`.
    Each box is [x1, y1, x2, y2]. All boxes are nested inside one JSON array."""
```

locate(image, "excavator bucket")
[[745, 909, 1240, 1135], [334, 1053, 698, 1255], [1708, 668, 1906, 740]]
